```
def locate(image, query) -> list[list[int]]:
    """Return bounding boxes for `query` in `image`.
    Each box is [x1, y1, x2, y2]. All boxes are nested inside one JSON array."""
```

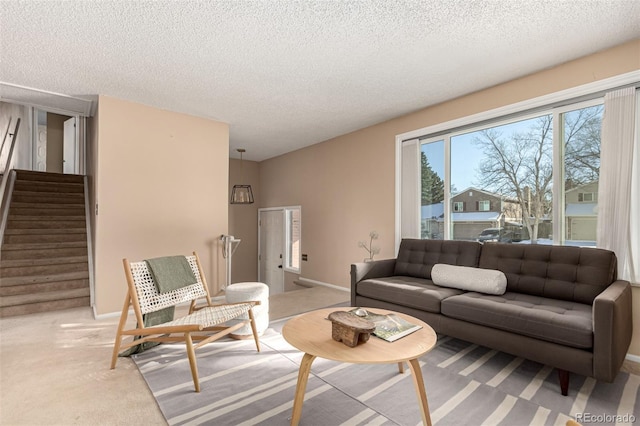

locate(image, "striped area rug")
[[132, 324, 639, 425]]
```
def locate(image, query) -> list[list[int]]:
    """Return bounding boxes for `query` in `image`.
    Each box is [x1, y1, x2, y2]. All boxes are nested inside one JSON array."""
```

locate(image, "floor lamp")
[[220, 234, 241, 290]]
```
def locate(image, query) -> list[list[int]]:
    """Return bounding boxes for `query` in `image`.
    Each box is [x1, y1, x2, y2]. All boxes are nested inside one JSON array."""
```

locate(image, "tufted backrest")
[[394, 239, 482, 279], [478, 243, 617, 304]]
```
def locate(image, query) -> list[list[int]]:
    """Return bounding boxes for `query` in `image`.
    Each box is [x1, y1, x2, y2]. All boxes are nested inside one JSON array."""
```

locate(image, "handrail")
[[0, 117, 12, 164], [0, 170, 16, 253], [0, 118, 21, 220]]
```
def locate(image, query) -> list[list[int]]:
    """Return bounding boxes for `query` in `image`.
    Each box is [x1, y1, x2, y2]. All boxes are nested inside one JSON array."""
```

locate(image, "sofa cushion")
[[356, 276, 464, 313], [441, 292, 593, 349], [394, 239, 481, 279], [478, 243, 617, 304], [432, 264, 507, 295]]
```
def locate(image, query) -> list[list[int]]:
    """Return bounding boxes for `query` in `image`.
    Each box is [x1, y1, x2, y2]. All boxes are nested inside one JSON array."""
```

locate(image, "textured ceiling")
[[1, 1, 639, 161]]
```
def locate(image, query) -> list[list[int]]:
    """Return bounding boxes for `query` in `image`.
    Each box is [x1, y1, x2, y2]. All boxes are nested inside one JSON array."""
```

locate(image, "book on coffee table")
[[349, 308, 422, 342]]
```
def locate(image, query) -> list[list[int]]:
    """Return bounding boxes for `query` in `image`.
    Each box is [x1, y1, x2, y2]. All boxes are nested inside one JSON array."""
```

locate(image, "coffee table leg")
[[407, 358, 432, 426], [291, 352, 316, 426]]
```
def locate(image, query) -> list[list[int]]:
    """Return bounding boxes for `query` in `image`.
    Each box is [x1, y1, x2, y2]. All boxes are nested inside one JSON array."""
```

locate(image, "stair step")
[[6, 219, 86, 229], [4, 227, 86, 235], [11, 191, 84, 204], [0, 287, 90, 307], [0, 271, 90, 287], [0, 246, 89, 260], [9, 202, 86, 214], [1, 256, 89, 268], [6, 215, 86, 221], [1, 241, 87, 252], [0, 297, 90, 318], [3, 233, 87, 244], [13, 180, 84, 194], [14, 170, 84, 184], [1, 261, 89, 278], [0, 278, 89, 297]]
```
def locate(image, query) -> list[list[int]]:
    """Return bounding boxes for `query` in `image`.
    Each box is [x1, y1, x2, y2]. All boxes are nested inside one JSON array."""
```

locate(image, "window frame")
[[395, 71, 640, 253], [578, 193, 596, 202], [284, 206, 302, 274], [478, 200, 490, 212]]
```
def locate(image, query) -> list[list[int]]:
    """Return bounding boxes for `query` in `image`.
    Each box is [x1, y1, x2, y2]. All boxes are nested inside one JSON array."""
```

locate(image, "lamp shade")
[[230, 184, 254, 204]]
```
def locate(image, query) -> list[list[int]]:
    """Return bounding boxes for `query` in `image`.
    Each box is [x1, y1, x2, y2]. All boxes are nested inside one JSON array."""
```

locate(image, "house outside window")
[[453, 202, 464, 212], [478, 200, 490, 211]]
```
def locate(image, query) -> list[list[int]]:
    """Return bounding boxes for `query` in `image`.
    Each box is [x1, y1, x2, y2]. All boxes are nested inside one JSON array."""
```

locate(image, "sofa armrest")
[[592, 280, 633, 381], [350, 259, 396, 305]]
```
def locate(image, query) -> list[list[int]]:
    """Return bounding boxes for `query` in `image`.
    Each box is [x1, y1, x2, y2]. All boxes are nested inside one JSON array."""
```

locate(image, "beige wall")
[[228, 157, 260, 285], [93, 95, 229, 315], [259, 125, 397, 287], [257, 39, 640, 354]]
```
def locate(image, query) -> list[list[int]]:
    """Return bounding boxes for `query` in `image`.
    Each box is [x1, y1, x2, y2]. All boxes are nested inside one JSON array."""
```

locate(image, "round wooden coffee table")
[[282, 307, 437, 426]]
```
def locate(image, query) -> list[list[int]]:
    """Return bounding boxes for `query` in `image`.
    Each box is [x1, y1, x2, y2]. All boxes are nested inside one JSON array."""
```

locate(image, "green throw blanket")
[[145, 255, 197, 293], [118, 306, 175, 356], [120, 255, 197, 356]]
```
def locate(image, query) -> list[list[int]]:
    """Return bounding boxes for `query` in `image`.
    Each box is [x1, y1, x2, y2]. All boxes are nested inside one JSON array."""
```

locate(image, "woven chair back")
[[128, 255, 208, 314]]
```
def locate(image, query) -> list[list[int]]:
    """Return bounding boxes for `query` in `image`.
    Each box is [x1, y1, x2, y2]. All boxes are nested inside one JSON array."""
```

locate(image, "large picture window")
[[417, 100, 603, 247], [401, 78, 638, 282]]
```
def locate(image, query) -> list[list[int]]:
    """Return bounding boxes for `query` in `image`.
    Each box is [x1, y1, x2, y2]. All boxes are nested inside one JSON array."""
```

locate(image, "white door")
[[259, 209, 285, 294], [63, 117, 76, 174]]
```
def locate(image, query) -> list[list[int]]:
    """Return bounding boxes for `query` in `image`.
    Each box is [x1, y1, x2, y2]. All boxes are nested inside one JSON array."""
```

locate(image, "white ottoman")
[[225, 282, 269, 339]]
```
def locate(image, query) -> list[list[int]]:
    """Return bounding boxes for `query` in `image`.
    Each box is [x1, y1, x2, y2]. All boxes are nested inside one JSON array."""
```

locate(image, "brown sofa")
[[351, 239, 633, 395]]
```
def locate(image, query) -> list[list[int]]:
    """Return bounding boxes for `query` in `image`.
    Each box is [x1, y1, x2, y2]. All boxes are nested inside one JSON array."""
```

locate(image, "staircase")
[[0, 170, 90, 317]]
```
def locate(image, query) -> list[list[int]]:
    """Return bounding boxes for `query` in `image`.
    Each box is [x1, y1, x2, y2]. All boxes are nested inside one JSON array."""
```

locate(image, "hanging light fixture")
[[230, 148, 254, 204]]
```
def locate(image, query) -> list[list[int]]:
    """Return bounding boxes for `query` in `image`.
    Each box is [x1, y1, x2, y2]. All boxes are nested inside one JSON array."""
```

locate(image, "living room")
[[1, 1, 639, 424]]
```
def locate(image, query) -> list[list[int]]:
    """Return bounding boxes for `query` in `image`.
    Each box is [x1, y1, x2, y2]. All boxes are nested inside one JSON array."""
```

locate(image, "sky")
[[421, 115, 548, 195]]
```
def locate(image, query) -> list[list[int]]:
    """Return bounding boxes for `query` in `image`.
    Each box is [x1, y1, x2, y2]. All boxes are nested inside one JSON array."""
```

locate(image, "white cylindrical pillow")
[[431, 264, 507, 295]]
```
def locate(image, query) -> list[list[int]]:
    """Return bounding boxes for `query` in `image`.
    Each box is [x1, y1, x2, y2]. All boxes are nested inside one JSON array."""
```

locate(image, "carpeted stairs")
[[0, 170, 90, 317]]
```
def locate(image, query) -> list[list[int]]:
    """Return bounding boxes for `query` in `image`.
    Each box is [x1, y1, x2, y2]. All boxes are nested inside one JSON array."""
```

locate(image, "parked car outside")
[[477, 228, 502, 242]]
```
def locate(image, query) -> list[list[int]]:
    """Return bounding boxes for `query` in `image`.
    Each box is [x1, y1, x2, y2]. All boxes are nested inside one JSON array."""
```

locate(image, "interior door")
[[259, 209, 285, 294], [63, 117, 76, 174]]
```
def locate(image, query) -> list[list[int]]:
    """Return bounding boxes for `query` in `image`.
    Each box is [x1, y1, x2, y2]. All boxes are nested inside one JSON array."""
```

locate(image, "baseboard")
[[295, 277, 349, 292], [94, 306, 126, 320], [625, 353, 640, 364]]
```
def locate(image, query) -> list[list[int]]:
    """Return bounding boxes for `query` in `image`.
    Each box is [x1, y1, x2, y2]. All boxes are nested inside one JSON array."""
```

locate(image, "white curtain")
[[597, 87, 638, 283], [401, 139, 421, 239]]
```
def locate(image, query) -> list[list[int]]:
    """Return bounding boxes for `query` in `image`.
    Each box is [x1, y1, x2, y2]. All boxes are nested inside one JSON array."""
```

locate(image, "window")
[[284, 207, 301, 272], [420, 140, 444, 239], [578, 192, 596, 202], [416, 98, 604, 246], [560, 101, 603, 245]]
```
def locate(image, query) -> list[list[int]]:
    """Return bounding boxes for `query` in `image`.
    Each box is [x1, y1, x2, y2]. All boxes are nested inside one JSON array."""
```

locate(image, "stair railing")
[[0, 118, 21, 241], [0, 117, 12, 161]]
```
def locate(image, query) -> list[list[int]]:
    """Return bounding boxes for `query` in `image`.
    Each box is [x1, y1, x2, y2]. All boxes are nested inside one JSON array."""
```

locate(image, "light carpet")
[[132, 322, 640, 426]]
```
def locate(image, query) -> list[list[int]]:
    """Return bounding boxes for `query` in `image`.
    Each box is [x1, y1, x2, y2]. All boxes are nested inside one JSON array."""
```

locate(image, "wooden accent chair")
[[110, 251, 261, 392]]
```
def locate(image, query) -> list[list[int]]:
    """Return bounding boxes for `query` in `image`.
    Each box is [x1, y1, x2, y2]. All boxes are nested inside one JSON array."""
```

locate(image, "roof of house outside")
[[452, 187, 519, 203], [565, 203, 598, 217], [439, 212, 502, 223], [421, 203, 445, 219]]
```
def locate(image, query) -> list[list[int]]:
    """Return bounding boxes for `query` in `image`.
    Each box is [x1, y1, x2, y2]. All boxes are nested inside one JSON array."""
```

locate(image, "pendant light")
[[230, 148, 254, 204]]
